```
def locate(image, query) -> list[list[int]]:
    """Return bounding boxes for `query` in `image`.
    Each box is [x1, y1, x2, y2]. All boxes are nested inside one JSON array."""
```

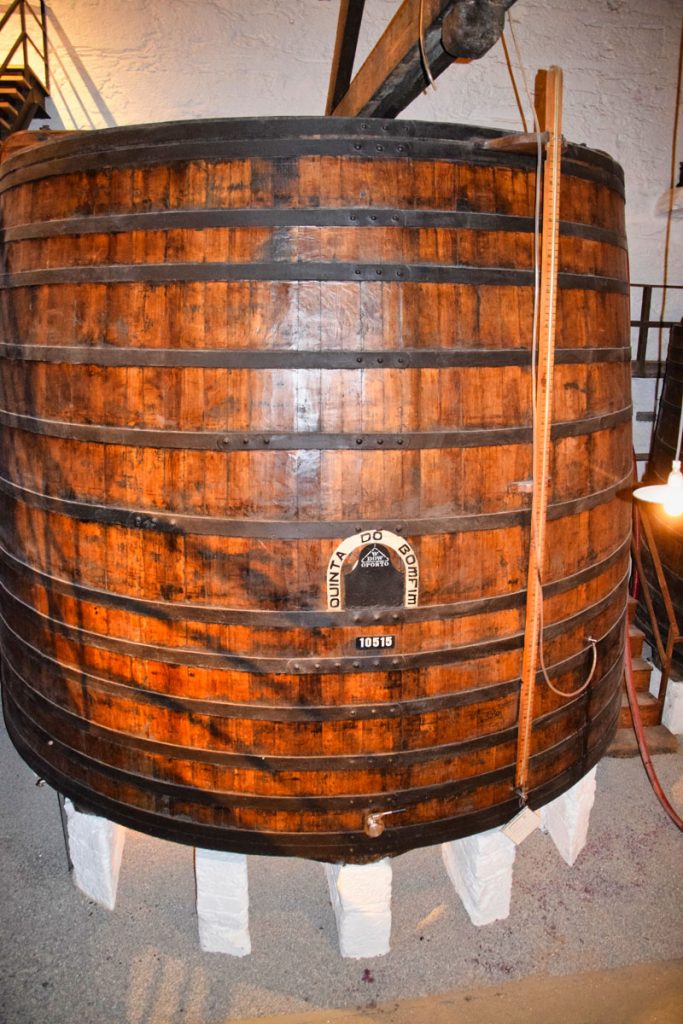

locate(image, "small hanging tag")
[[502, 806, 542, 845]]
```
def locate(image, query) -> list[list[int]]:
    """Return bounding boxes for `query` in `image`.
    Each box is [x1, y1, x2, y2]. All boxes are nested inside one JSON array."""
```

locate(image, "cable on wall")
[[652, 15, 683, 417]]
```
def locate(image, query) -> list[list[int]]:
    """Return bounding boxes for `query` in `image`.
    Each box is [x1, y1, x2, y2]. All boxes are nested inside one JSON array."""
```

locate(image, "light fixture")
[[633, 394, 683, 517], [634, 460, 683, 516], [655, 161, 683, 218]]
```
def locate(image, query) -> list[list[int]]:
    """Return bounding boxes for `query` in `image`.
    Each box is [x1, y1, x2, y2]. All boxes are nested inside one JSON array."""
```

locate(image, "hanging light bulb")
[[633, 461, 683, 517], [663, 461, 683, 516]]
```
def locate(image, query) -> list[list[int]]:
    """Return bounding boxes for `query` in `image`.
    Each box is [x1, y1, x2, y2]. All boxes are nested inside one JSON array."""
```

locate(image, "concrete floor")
[[1, 711, 682, 1024]]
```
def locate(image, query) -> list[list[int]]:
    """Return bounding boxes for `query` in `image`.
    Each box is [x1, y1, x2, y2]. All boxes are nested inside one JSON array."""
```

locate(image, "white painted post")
[[63, 798, 126, 910], [540, 766, 597, 866], [661, 677, 683, 734], [647, 660, 662, 699], [324, 860, 392, 958], [441, 828, 517, 926], [194, 849, 251, 956]]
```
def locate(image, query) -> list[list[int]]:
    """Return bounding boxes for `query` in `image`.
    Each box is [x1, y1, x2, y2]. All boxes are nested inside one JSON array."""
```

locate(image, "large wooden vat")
[[636, 324, 683, 674], [0, 118, 631, 861]]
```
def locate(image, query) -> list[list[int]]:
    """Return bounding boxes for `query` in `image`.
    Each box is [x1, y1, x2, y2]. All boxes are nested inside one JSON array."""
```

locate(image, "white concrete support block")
[[540, 766, 597, 866], [64, 798, 126, 910], [194, 849, 251, 956], [324, 859, 392, 958], [441, 828, 516, 926], [661, 677, 683, 735]]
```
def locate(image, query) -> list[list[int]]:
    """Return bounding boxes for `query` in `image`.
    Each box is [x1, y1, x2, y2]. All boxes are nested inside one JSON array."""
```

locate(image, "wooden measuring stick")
[[515, 66, 564, 798]]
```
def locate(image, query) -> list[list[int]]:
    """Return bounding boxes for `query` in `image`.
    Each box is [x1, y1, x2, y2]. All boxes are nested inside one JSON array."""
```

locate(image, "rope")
[[418, 0, 437, 89], [507, 15, 539, 132], [501, 32, 528, 132]]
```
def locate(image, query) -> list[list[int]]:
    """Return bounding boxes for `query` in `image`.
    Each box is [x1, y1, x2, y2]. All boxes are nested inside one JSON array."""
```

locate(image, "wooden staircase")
[[0, 1, 49, 140], [0, 67, 48, 137], [619, 622, 661, 727], [607, 605, 678, 757]]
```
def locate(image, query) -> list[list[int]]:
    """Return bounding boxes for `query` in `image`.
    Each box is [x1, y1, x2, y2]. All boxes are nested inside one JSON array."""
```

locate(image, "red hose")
[[623, 634, 683, 831]]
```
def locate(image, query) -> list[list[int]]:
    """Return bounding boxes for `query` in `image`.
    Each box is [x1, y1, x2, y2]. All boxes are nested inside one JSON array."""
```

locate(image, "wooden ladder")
[[0, 1, 50, 140]]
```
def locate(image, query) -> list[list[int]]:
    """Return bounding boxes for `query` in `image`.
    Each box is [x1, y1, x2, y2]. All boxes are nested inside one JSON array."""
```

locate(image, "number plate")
[[355, 635, 396, 651]]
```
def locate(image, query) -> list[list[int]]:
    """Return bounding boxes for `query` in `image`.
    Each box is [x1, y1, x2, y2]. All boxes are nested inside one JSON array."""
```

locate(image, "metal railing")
[[630, 283, 683, 464], [0, 0, 49, 92], [631, 282, 683, 379]]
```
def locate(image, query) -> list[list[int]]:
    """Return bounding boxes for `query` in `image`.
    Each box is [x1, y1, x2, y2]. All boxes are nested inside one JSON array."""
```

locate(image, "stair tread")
[[628, 624, 646, 650], [627, 655, 654, 690], [621, 691, 658, 707], [0, 74, 31, 88], [1, 66, 44, 79], [607, 724, 678, 758], [0, 65, 49, 140], [0, 73, 48, 96], [0, 98, 50, 136], [619, 689, 661, 727]]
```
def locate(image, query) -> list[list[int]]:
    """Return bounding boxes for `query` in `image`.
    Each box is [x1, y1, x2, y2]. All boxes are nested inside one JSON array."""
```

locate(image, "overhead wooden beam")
[[330, 0, 518, 119], [326, 0, 367, 116], [331, 0, 451, 118]]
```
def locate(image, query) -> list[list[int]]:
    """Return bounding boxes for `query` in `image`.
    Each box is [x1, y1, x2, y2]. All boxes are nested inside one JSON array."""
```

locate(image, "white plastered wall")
[[31, 0, 683, 446]]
